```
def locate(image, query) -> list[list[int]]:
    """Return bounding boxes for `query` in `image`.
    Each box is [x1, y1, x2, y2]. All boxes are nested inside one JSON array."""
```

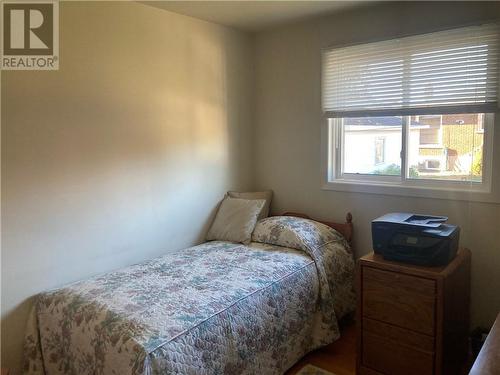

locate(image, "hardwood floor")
[[286, 323, 356, 375]]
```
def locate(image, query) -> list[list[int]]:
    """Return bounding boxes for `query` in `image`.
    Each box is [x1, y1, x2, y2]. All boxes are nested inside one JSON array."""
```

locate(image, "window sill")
[[322, 179, 499, 203]]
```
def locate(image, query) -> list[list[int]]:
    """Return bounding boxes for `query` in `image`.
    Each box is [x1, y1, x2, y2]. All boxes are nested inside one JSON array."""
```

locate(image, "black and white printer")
[[372, 213, 460, 266]]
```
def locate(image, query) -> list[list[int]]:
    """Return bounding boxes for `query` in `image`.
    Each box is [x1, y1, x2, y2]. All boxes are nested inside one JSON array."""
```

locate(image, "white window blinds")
[[322, 23, 500, 117]]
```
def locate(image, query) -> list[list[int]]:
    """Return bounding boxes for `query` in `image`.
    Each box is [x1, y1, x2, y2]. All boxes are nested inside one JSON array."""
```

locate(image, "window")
[[322, 23, 499, 196], [330, 113, 491, 185], [419, 125, 441, 145], [425, 160, 441, 170], [374, 137, 386, 165], [417, 115, 442, 146], [476, 114, 485, 133]]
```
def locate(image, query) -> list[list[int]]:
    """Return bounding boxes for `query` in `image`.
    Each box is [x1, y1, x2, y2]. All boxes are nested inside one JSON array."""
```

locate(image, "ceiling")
[[142, 1, 371, 32]]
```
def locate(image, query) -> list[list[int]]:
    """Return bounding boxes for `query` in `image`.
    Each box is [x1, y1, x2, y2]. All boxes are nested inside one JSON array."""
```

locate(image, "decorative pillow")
[[227, 190, 273, 220], [207, 197, 266, 244], [251, 215, 348, 252]]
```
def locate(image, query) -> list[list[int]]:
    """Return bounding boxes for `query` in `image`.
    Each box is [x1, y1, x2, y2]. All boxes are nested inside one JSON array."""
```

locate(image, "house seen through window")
[[342, 114, 486, 183]]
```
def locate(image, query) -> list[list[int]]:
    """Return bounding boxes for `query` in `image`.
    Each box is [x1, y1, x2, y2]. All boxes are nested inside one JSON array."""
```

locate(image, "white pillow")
[[207, 197, 265, 244], [227, 190, 273, 220]]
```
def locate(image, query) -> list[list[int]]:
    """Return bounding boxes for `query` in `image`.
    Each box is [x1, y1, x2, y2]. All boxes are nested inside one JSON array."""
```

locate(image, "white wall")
[[254, 1, 500, 330], [1, 2, 254, 372]]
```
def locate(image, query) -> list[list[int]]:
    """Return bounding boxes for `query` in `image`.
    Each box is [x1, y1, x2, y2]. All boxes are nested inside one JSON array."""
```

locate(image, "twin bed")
[[23, 213, 355, 375]]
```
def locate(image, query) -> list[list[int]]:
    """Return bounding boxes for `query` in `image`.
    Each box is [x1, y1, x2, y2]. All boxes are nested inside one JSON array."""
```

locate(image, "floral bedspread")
[[24, 217, 355, 375]]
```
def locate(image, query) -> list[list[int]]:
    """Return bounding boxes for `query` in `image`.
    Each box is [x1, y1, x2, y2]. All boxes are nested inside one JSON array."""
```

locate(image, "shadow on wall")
[[1, 2, 254, 372]]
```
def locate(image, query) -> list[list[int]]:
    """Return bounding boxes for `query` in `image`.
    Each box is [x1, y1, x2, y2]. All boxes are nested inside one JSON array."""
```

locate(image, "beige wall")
[[254, 0, 500, 330], [1, 2, 254, 372]]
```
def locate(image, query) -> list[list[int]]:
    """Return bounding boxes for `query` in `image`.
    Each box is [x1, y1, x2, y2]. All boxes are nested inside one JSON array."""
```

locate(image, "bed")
[[23, 213, 355, 375]]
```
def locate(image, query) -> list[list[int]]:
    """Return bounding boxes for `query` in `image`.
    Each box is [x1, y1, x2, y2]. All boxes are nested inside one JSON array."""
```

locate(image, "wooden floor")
[[286, 323, 356, 375]]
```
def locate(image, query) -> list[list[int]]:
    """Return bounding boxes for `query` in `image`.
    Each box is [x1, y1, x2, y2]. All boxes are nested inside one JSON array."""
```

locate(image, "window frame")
[[374, 137, 386, 165], [322, 113, 496, 201], [476, 114, 485, 133]]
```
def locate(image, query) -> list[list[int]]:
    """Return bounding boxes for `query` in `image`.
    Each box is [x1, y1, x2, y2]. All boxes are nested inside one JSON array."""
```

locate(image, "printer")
[[372, 213, 460, 266]]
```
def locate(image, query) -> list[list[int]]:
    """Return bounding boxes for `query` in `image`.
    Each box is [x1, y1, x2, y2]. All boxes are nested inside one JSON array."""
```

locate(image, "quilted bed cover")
[[23, 217, 355, 375]]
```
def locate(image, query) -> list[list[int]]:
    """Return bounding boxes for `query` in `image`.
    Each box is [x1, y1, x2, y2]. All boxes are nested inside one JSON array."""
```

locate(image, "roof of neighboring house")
[[344, 116, 427, 131], [344, 116, 421, 126]]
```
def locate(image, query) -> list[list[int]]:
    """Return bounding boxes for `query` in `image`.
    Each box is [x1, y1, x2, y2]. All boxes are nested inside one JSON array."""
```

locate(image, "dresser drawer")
[[363, 318, 435, 352], [362, 267, 436, 335], [363, 330, 435, 375]]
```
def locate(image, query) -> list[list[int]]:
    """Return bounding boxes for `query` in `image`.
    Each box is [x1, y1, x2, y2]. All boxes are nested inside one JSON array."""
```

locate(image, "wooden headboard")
[[281, 212, 354, 244]]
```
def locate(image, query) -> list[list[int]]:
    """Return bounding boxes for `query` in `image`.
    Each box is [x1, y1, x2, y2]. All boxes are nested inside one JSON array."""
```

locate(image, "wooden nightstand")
[[356, 248, 471, 375]]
